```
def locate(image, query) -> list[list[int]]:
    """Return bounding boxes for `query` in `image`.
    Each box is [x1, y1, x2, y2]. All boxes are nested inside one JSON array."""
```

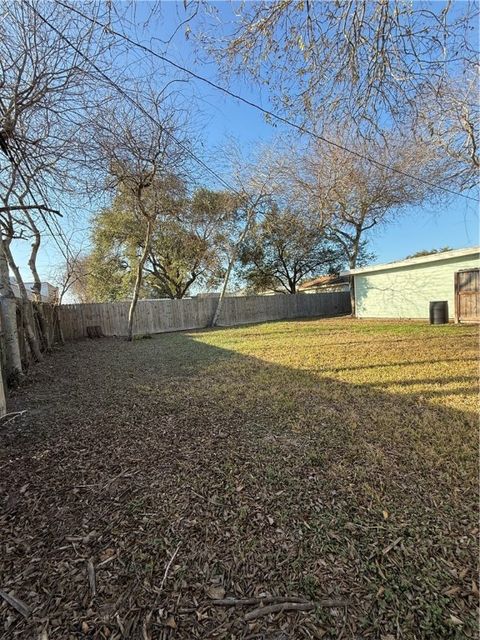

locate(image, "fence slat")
[[57, 292, 351, 340]]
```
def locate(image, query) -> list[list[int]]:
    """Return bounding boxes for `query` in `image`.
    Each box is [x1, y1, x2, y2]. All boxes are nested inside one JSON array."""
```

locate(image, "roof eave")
[[349, 246, 480, 276]]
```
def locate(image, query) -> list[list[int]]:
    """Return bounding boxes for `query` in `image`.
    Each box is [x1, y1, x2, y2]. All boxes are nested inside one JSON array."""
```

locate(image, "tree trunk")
[[211, 207, 256, 327], [26, 212, 51, 350], [4, 242, 43, 362], [127, 217, 154, 341], [349, 248, 359, 317], [211, 254, 235, 328], [0, 238, 23, 382]]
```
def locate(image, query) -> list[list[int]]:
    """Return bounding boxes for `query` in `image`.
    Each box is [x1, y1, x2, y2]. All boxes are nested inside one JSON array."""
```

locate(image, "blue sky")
[[12, 1, 479, 285]]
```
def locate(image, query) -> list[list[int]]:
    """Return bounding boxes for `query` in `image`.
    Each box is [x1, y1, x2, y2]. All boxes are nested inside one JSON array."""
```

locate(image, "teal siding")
[[355, 253, 480, 319]]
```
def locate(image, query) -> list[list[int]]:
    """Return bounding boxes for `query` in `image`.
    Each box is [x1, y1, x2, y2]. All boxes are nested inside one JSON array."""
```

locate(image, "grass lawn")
[[0, 318, 478, 639]]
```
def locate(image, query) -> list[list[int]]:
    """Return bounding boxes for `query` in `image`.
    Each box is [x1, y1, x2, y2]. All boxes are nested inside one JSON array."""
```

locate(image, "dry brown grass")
[[0, 318, 478, 639]]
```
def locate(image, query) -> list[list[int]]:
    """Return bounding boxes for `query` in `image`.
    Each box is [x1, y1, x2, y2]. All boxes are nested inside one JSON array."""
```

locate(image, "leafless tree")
[[89, 93, 190, 340], [1, 217, 44, 363], [0, 0, 185, 360], [0, 1, 117, 373], [209, 147, 275, 327], [50, 251, 89, 305], [0, 157, 66, 354], [416, 73, 479, 190], [0, 154, 49, 366], [285, 131, 457, 313], [197, 1, 479, 187]]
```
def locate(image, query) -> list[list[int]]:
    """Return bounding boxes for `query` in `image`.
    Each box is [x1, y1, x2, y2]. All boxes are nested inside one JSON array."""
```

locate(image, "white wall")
[[354, 253, 480, 319]]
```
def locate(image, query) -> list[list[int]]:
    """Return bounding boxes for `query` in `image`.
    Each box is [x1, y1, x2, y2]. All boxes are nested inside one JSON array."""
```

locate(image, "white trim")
[[353, 275, 357, 318], [344, 246, 480, 276]]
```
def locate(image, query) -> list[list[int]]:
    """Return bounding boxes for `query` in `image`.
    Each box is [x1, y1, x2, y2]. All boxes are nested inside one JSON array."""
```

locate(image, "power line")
[[0, 90, 76, 265], [28, 1, 248, 203], [0, 133, 75, 264], [55, 0, 479, 204], [11, 148, 70, 257]]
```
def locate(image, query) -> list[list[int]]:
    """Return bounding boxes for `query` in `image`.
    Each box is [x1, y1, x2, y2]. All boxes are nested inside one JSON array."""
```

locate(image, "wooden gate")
[[455, 269, 480, 323]]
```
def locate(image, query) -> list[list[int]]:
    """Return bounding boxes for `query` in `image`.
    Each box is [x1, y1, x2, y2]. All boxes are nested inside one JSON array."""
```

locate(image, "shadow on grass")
[[0, 325, 478, 639], [138, 330, 478, 636]]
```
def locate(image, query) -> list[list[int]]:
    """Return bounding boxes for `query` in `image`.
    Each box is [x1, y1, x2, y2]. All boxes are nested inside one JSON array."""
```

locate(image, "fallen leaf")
[[165, 615, 177, 629], [99, 548, 115, 561], [449, 615, 463, 625], [206, 585, 225, 600], [443, 585, 460, 596]]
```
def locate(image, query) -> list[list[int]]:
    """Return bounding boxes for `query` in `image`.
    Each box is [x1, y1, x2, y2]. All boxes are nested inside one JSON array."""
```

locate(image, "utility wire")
[[11, 150, 70, 257], [28, 1, 248, 203], [56, 0, 479, 203], [0, 89, 75, 264], [0, 135, 75, 264], [21, 175, 73, 262]]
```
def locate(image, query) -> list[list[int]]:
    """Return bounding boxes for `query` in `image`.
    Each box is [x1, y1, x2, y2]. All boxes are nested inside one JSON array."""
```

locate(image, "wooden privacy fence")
[[59, 291, 351, 340]]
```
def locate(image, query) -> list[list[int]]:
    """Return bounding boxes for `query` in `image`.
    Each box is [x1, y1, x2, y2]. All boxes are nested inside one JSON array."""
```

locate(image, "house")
[[9, 277, 59, 303], [298, 274, 350, 294], [348, 246, 480, 322]]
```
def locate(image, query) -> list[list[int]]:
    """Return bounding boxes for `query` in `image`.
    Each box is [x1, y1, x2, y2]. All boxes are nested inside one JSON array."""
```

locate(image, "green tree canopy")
[[83, 183, 234, 301], [239, 206, 343, 294]]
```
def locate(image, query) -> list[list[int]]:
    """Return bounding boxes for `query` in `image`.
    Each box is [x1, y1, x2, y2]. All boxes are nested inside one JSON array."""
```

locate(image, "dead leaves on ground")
[[0, 320, 478, 638]]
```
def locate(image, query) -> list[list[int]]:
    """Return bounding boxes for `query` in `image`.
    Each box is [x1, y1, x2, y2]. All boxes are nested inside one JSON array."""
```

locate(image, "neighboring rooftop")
[[299, 274, 349, 290], [9, 277, 59, 302], [347, 246, 480, 276]]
